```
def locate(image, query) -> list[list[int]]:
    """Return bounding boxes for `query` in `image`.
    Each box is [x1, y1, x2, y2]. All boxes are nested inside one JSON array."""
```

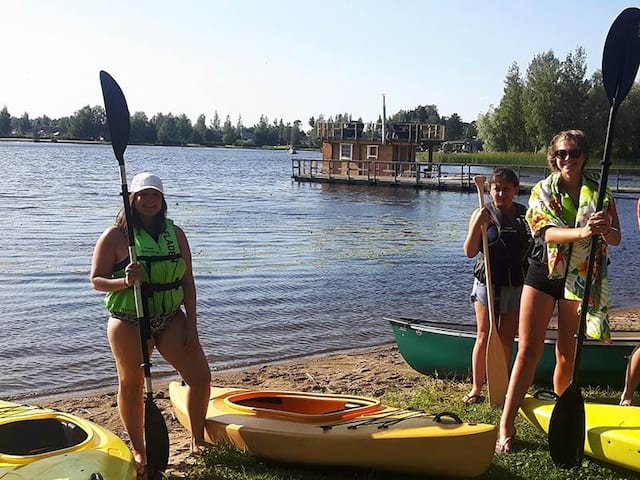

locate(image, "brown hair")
[[490, 167, 519, 187], [546, 129, 589, 171], [115, 192, 168, 238]]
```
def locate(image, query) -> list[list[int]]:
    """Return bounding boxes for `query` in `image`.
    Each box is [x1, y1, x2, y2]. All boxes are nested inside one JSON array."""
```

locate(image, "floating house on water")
[[315, 118, 445, 178], [291, 109, 452, 189], [293, 95, 444, 183]]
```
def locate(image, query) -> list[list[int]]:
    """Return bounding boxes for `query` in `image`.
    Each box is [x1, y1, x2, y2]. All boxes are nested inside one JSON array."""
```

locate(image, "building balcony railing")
[[315, 121, 445, 144]]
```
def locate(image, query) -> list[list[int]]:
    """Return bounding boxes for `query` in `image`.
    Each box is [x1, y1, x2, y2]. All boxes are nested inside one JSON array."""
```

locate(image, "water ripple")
[[1, 142, 639, 399]]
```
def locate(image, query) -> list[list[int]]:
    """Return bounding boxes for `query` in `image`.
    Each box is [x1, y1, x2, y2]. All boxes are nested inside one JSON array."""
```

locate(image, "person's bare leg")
[[156, 311, 211, 451], [465, 301, 489, 401], [497, 287, 555, 450], [108, 318, 154, 474], [498, 310, 519, 367], [621, 346, 640, 405], [553, 300, 580, 395]]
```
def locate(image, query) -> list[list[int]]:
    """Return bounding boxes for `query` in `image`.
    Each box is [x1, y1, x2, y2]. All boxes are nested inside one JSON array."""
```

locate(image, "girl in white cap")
[[90, 172, 211, 474]]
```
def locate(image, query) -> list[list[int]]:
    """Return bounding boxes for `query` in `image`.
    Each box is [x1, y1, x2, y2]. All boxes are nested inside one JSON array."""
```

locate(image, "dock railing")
[[292, 158, 640, 193]]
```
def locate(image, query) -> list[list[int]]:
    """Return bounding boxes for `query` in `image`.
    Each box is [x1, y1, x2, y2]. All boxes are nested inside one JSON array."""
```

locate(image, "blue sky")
[[2, 1, 636, 126]]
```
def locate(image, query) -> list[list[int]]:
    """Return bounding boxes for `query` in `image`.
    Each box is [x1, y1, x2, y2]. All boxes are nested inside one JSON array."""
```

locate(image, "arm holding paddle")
[[463, 207, 491, 258], [91, 231, 141, 292], [543, 208, 620, 245]]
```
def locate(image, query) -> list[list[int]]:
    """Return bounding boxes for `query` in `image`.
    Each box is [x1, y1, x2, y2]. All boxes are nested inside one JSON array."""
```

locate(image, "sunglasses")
[[554, 148, 582, 160]]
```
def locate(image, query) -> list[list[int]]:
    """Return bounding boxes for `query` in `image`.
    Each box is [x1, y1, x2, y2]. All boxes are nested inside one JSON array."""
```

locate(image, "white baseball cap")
[[130, 172, 164, 194]]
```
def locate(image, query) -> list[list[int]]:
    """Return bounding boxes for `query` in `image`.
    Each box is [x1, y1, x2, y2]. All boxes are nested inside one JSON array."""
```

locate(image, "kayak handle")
[[533, 390, 559, 401], [434, 412, 462, 424]]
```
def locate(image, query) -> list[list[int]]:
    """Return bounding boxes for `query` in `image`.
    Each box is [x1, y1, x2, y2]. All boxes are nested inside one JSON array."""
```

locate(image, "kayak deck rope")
[[320, 408, 430, 431], [376, 411, 429, 429], [319, 409, 464, 431]]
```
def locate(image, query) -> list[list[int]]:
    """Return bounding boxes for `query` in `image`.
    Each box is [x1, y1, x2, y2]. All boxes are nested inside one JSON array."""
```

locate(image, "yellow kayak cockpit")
[[222, 389, 382, 421], [0, 415, 89, 458], [0, 401, 136, 479]]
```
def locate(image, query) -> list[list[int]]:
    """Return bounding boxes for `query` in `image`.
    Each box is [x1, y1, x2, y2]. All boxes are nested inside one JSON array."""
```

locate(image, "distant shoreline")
[[0, 137, 103, 145], [0, 137, 318, 151]]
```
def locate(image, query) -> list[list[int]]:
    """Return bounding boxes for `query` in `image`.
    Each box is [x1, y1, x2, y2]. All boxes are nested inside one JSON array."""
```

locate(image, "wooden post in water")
[[382, 94, 387, 144]]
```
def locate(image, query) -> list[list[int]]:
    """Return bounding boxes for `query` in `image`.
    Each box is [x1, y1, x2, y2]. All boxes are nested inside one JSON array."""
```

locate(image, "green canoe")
[[387, 316, 640, 388]]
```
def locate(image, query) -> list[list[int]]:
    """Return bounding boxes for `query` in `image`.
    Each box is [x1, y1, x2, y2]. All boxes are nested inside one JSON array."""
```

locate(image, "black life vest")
[[474, 202, 532, 286]]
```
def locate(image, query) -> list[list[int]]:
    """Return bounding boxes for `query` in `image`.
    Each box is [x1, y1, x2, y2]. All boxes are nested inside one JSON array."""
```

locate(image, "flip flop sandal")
[[462, 393, 485, 404]]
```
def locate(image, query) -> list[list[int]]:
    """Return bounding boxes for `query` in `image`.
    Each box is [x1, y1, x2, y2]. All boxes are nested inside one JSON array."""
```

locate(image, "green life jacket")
[[105, 218, 186, 317]]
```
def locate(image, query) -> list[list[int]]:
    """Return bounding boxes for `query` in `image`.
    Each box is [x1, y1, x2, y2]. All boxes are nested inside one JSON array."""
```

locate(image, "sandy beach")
[[32, 308, 640, 479]]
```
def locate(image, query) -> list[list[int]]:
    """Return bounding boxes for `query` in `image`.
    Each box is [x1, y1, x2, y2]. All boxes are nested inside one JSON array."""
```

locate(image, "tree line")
[[0, 105, 475, 149], [477, 47, 640, 159], [0, 106, 311, 148]]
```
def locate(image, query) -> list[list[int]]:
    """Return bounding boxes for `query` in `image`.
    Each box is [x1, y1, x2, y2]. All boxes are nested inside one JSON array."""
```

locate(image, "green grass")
[[177, 377, 640, 480], [417, 151, 640, 170], [429, 152, 547, 166]]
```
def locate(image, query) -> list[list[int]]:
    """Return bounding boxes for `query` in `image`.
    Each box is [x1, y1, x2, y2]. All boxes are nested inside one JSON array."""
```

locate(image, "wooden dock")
[[292, 158, 640, 195]]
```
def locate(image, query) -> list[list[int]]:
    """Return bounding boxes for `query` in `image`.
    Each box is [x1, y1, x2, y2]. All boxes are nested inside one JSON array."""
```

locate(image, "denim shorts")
[[470, 278, 523, 314]]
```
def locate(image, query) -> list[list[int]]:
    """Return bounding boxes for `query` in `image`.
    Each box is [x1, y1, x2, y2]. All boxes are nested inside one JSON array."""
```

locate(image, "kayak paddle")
[[99, 70, 170, 478], [474, 175, 509, 407], [547, 7, 640, 468]]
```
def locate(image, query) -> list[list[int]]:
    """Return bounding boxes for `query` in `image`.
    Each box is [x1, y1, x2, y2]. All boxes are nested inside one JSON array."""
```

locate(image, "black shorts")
[[524, 261, 565, 300]]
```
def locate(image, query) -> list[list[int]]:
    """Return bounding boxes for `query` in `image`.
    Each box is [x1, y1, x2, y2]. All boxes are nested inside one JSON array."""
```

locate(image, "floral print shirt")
[[526, 171, 613, 342]]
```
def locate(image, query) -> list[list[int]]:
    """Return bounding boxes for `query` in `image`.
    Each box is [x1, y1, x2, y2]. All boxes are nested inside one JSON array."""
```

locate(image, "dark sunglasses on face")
[[554, 148, 582, 160]]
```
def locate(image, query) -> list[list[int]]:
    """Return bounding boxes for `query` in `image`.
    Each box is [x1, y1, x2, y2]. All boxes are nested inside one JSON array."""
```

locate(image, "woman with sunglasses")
[[496, 130, 621, 453]]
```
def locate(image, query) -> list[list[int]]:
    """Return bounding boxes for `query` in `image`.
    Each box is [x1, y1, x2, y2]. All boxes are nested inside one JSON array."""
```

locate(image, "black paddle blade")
[[144, 395, 170, 479], [548, 385, 585, 468], [602, 8, 640, 106], [99, 70, 130, 162]]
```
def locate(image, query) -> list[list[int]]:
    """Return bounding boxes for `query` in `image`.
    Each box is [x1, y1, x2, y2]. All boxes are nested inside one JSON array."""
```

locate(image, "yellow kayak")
[[0, 400, 136, 479], [170, 381, 496, 477], [520, 393, 640, 473]]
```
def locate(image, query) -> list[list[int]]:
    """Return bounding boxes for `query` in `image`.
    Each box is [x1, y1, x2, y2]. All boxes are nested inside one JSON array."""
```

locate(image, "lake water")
[[1, 141, 639, 399]]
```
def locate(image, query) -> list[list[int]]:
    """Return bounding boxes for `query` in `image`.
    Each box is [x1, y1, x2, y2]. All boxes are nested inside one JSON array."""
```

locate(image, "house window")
[[397, 146, 410, 162], [367, 145, 378, 159], [340, 143, 352, 160]]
